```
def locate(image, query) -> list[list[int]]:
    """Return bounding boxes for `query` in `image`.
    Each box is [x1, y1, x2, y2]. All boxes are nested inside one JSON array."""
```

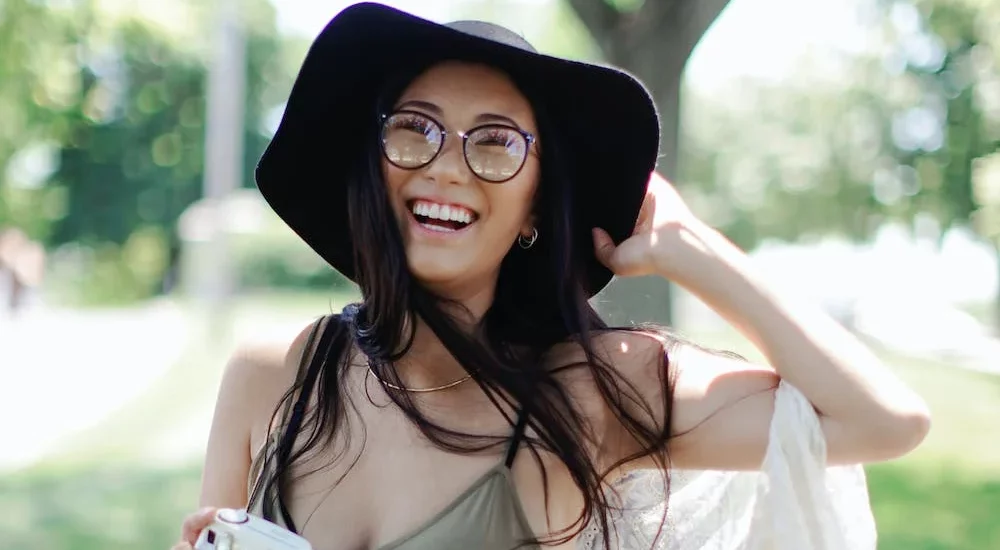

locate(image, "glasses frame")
[[379, 110, 537, 183]]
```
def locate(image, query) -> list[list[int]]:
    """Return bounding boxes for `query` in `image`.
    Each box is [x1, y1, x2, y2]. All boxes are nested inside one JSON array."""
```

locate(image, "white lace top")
[[578, 381, 877, 549]]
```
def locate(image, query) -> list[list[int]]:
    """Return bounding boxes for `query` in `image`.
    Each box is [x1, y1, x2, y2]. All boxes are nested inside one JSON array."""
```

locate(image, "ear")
[[520, 212, 537, 237]]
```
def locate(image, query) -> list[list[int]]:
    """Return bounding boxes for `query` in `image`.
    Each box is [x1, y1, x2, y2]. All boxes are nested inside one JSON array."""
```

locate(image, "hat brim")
[[256, 2, 660, 298]]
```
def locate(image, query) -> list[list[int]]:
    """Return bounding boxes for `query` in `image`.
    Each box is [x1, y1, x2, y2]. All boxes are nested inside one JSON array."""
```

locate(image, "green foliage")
[[229, 230, 351, 292], [0, 0, 295, 305], [675, 0, 1000, 254], [889, 1, 1000, 239], [42, 225, 171, 306], [50, 21, 207, 249], [868, 463, 1000, 549], [680, 71, 892, 248], [0, 0, 79, 236]]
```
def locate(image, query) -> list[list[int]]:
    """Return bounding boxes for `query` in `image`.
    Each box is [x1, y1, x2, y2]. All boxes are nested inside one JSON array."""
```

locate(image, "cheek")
[[381, 164, 409, 217], [510, 166, 540, 224], [485, 183, 535, 233], [382, 162, 404, 196]]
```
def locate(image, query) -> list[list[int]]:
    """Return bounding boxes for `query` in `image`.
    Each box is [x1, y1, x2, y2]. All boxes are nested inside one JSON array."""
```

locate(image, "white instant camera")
[[194, 508, 313, 550]]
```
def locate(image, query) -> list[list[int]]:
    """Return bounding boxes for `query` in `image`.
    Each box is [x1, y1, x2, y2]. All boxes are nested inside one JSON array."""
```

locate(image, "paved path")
[[0, 298, 322, 472], [0, 301, 191, 471]]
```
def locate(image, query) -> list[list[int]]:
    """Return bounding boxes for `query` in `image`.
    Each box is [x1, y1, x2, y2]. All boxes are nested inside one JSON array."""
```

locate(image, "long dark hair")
[[250, 63, 678, 549]]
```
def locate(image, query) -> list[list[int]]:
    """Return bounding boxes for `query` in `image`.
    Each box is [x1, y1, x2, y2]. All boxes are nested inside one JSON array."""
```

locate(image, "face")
[[381, 61, 540, 301]]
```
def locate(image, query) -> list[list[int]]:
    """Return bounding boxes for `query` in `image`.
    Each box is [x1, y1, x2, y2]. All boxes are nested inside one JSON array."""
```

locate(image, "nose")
[[423, 134, 472, 186]]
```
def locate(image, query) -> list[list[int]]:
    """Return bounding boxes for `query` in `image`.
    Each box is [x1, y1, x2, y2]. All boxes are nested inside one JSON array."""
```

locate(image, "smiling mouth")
[[407, 200, 479, 233]]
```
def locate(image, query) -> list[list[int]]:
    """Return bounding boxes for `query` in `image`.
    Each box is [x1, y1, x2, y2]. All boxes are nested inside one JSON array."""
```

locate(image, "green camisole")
[[245, 315, 538, 550]]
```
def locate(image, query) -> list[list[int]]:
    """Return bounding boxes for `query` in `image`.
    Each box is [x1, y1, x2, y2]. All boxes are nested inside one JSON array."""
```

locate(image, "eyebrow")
[[396, 99, 525, 129]]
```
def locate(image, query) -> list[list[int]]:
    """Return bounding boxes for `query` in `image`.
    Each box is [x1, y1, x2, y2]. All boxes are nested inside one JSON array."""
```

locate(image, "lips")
[[407, 199, 479, 232]]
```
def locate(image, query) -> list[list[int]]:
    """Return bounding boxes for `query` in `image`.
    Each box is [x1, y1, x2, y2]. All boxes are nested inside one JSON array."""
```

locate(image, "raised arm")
[[592, 173, 930, 470]]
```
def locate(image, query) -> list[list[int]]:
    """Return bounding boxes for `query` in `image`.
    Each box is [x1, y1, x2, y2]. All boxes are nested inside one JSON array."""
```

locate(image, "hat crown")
[[444, 20, 538, 53]]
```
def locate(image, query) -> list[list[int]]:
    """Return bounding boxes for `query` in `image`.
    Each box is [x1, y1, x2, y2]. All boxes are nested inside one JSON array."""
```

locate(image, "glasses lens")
[[465, 126, 528, 182], [382, 112, 443, 168]]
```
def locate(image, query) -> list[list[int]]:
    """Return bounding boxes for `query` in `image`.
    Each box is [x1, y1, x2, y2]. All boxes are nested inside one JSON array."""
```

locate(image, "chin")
[[406, 252, 497, 296], [408, 258, 473, 285]]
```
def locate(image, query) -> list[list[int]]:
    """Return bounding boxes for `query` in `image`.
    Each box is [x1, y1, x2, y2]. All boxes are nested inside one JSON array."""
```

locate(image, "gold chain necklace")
[[368, 364, 472, 393]]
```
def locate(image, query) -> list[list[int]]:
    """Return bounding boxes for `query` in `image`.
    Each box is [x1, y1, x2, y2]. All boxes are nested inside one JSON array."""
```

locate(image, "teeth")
[[410, 200, 475, 225], [424, 224, 454, 233]]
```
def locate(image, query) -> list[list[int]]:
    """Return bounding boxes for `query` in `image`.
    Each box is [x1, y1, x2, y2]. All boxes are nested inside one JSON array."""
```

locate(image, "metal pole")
[[201, 0, 246, 323]]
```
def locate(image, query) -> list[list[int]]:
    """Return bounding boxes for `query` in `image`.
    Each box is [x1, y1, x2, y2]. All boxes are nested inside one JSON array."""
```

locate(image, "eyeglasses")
[[379, 110, 536, 183]]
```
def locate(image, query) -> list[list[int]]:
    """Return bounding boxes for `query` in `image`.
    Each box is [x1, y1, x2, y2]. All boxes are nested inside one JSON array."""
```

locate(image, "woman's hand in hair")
[[591, 170, 706, 280], [170, 507, 217, 549], [594, 170, 930, 467]]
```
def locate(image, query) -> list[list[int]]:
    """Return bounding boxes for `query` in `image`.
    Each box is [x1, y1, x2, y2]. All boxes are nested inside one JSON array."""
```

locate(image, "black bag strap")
[[275, 313, 346, 533], [248, 313, 348, 533]]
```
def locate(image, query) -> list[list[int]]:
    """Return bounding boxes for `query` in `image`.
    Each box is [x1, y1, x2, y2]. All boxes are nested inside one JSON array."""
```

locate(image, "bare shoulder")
[[668, 344, 777, 425], [244, 317, 327, 422], [546, 330, 784, 470], [199, 317, 328, 508], [546, 329, 774, 407], [543, 331, 667, 419], [219, 317, 330, 446], [666, 343, 781, 469], [546, 329, 667, 373], [223, 338, 297, 394]]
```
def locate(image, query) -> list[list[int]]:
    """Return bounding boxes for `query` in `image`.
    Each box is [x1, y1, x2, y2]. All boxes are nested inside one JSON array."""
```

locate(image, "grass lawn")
[[1, 311, 997, 549]]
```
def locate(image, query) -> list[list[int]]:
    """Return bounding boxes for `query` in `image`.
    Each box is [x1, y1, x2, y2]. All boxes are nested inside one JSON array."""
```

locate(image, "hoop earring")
[[518, 227, 538, 249]]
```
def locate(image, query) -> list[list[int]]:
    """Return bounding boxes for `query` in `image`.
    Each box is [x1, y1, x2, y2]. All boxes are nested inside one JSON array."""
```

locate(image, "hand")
[[170, 507, 217, 549], [592, 171, 704, 278]]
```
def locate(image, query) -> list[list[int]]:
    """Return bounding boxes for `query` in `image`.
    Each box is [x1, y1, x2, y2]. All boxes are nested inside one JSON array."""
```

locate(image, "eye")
[[387, 113, 435, 135], [472, 127, 521, 148]]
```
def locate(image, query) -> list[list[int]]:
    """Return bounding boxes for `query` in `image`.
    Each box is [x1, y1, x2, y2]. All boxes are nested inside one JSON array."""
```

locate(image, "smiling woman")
[[172, 3, 930, 550], [381, 62, 541, 298]]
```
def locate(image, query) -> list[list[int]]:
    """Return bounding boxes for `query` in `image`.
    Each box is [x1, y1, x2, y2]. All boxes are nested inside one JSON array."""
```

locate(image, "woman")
[[174, 4, 930, 549]]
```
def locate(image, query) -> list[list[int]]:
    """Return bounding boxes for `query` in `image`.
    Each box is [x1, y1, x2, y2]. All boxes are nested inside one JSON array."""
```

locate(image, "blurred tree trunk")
[[567, 0, 731, 326]]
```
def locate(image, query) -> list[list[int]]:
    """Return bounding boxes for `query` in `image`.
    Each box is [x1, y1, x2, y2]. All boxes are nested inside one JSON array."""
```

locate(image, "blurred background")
[[0, 0, 998, 548]]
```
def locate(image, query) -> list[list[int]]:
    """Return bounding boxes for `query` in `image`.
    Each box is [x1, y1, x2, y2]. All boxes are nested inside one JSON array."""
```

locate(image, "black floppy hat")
[[256, 2, 661, 298]]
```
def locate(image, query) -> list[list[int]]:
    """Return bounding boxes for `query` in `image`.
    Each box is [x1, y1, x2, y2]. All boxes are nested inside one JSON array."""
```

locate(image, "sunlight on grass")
[[0, 464, 202, 550], [867, 463, 1000, 550], [37, 289, 360, 467]]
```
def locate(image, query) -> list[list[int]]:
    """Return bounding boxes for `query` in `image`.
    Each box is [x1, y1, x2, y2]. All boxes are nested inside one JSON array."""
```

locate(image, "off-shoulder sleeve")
[[577, 381, 877, 549]]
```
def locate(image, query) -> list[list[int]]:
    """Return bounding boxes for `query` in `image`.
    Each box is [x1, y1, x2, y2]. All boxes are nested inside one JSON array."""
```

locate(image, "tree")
[[0, 0, 82, 239], [0, 0, 294, 304], [679, 65, 894, 250], [565, 0, 732, 325], [874, 0, 1000, 326]]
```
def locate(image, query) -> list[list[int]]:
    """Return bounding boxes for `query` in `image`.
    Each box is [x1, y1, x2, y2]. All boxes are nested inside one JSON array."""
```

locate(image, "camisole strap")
[[503, 407, 530, 469], [250, 313, 342, 534]]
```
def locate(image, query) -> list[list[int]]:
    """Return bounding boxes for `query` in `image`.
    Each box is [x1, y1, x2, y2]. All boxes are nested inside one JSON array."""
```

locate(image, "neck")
[[422, 273, 499, 323], [392, 315, 470, 391], [392, 281, 497, 391]]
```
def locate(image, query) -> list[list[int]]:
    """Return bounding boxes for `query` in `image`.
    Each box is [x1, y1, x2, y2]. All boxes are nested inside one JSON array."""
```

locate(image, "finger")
[[181, 507, 218, 544], [170, 543, 193, 550], [633, 190, 656, 235], [591, 228, 617, 269]]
